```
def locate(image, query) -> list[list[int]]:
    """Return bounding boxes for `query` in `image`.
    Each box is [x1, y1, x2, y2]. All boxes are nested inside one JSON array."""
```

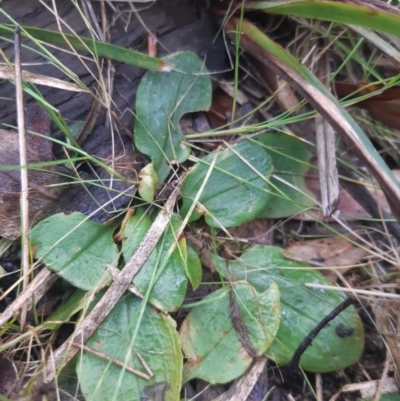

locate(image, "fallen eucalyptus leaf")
[[284, 236, 367, 281]]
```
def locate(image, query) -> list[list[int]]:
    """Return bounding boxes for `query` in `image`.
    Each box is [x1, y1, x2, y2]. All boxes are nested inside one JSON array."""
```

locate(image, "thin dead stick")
[[14, 26, 30, 329], [45, 184, 181, 382], [0, 267, 56, 327], [136, 352, 153, 378], [72, 343, 151, 380]]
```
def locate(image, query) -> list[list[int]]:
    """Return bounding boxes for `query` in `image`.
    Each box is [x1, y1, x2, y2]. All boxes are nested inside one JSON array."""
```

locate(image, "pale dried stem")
[[14, 27, 30, 328]]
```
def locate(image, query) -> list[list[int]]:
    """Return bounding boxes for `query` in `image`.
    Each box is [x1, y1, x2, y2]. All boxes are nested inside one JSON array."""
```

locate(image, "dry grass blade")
[[44, 182, 182, 382], [0, 66, 89, 92]]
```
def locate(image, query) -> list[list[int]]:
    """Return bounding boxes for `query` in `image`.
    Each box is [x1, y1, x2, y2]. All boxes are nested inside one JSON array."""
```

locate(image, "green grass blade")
[[245, 1, 400, 37], [0, 24, 173, 71]]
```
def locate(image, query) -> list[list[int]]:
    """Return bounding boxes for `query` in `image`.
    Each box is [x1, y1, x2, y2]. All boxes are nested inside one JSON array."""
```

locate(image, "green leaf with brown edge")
[[180, 281, 280, 384], [30, 212, 117, 291], [134, 51, 212, 183], [77, 292, 182, 401], [0, 23, 172, 71], [210, 245, 364, 373], [122, 208, 188, 312], [252, 133, 315, 218], [245, 1, 400, 37], [180, 140, 273, 228]]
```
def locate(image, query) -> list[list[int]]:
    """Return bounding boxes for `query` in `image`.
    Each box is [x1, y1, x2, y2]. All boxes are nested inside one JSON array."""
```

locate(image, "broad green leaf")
[[0, 24, 171, 72], [180, 140, 273, 228], [77, 293, 182, 401], [245, 1, 400, 37], [134, 51, 212, 183], [30, 213, 118, 291], [253, 133, 315, 218], [138, 163, 159, 203], [180, 281, 280, 384], [211, 245, 364, 373], [122, 208, 188, 312], [186, 244, 202, 290]]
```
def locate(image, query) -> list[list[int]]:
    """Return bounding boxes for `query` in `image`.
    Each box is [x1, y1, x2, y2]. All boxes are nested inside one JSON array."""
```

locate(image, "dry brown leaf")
[[283, 236, 367, 279], [335, 81, 400, 130], [227, 218, 273, 245], [0, 126, 69, 240]]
